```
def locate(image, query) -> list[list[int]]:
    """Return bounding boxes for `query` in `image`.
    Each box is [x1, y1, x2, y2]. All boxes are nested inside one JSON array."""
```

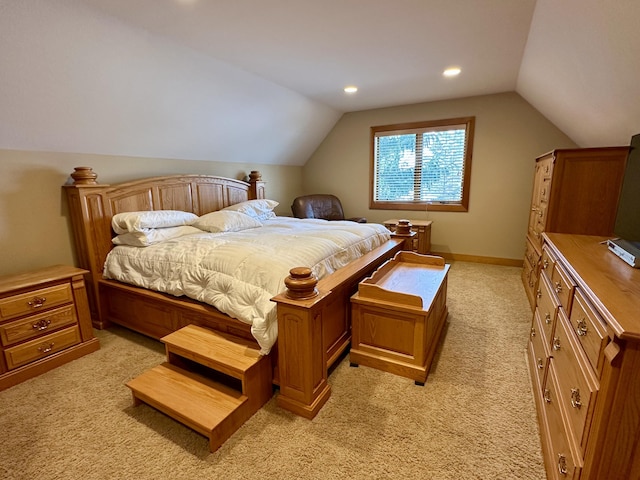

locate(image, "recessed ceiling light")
[[443, 67, 461, 77], [344, 86, 358, 93]]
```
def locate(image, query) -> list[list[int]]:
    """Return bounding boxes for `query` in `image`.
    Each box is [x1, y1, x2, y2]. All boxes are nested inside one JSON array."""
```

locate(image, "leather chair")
[[291, 194, 366, 223]]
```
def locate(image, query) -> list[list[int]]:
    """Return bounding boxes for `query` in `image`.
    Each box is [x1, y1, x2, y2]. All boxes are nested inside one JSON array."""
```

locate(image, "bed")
[[64, 167, 404, 418]]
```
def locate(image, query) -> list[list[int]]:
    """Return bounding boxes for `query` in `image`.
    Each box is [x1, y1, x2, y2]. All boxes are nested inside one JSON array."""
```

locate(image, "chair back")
[[291, 194, 345, 220]]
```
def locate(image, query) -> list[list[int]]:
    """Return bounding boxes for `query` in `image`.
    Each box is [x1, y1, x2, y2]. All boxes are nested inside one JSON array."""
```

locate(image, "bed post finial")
[[284, 267, 318, 300], [248, 170, 266, 200], [70, 167, 98, 185]]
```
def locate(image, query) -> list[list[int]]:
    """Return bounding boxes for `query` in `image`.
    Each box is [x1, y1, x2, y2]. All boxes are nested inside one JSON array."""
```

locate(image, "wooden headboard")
[[63, 167, 266, 321]]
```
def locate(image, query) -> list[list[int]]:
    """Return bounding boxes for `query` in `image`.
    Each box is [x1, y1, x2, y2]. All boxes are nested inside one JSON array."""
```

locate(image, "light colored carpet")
[[0, 261, 546, 480]]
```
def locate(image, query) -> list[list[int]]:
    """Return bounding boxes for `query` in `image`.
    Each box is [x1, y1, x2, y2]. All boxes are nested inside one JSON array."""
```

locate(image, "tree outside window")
[[370, 117, 475, 212]]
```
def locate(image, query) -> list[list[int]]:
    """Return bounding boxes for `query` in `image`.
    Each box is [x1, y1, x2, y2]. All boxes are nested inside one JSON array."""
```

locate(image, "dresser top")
[[0, 265, 88, 295], [545, 233, 640, 340]]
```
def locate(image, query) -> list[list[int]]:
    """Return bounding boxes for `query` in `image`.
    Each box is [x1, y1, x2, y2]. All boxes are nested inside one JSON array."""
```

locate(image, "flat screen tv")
[[608, 133, 640, 267]]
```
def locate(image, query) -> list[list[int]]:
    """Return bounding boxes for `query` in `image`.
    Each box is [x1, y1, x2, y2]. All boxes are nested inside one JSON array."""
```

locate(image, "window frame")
[[369, 116, 475, 212]]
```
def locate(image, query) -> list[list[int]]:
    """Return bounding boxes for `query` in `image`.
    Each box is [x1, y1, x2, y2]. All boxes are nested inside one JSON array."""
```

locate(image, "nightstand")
[[0, 265, 100, 390], [383, 219, 432, 254]]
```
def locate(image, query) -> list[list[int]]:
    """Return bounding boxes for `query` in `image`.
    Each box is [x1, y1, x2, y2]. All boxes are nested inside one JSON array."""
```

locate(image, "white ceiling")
[[2, 0, 639, 165], [75, 0, 537, 112]]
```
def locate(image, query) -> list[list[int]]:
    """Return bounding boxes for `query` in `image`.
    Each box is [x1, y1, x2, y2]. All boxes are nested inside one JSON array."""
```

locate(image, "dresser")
[[521, 147, 628, 310], [0, 265, 100, 390], [528, 233, 640, 480]]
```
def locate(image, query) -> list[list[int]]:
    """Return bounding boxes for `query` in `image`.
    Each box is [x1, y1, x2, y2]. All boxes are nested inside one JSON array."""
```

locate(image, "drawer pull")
[[530, 327, 536, 338], [543, 388, 551, 403], [554, 282, 562, 294], [553, 336, 561, 351], [557, 454, 568, 475], [28, 296, 47, 308], [570, 388, 582, 409], [537, 358, 544, 370], [576, 318, 588, 336], [543, 259, 549, 270], [545, 312, 552, 325], [32, 318, 52, 331], [536, 289, 542, 299], [37, 342, 55, 354]]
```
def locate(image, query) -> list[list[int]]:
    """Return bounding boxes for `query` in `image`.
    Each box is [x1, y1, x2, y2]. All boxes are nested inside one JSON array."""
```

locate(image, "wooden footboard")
[[273, 238, 404, 418]]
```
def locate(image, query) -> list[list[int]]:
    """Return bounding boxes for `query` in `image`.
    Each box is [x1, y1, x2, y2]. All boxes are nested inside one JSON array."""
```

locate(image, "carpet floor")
[[0, 261, 546, 480]]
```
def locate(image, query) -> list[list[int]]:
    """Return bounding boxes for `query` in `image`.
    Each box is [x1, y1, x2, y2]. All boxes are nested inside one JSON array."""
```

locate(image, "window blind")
[[374, 126, 467, 203]]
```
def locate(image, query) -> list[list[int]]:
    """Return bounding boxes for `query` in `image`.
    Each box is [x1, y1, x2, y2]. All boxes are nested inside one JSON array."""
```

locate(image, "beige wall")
[[0, 151, 302, 276], [0, 92, 580, 276], [302, 92, 578, 261]]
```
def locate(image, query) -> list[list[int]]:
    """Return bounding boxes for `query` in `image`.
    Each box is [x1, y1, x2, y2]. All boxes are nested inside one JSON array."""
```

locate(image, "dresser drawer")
[[540, 247, 556, 282], [537, 274, 559, 346], [0, 305, 77, 347], [551, 310, 598, 452], [539, 176, 551, 203], [569, 289, 608, 374], [551, 262, 576, 312], [530, 309, 549, 390], [525, 237, 541, 269], [522, 257, 538, 309], [0, 283, 73, 321], [539, 156, 554, 179], [523, 255, 536, 289], [543, 361, 582, 480], [4, 325, 81, 370], [536, 204, 548, 233]]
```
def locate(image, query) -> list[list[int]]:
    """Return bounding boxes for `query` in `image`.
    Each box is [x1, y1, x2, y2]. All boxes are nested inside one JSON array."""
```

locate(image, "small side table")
[[383, 219, 432, 254], [0, 265, 100, 391]]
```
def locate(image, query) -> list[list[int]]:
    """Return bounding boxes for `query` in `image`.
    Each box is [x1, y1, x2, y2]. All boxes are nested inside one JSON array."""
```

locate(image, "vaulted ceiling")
[[1, 0, 639, 165]]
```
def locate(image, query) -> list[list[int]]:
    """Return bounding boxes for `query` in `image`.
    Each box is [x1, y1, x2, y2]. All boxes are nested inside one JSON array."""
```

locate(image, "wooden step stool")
[[126, 324, 273, 452]]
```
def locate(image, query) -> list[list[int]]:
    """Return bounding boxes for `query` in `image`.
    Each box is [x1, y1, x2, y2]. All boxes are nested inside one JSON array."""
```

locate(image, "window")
[[370, 116, 475, 212]]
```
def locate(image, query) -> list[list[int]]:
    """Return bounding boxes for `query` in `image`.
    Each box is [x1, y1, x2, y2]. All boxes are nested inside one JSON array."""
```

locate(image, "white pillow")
[[194, 210, 263, 233], [221, 199, 278, 221], [112, 226, 202, 247], [112, 210, 198, 234]]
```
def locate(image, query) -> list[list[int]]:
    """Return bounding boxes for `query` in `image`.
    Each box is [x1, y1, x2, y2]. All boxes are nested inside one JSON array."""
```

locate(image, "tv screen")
[[614, 133, 640, 246]]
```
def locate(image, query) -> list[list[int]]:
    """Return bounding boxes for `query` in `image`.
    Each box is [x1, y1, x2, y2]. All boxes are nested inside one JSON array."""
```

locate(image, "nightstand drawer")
[[0, 283, 73, 321], [0, 305, 78, 347], [4, 325, 81, 369]]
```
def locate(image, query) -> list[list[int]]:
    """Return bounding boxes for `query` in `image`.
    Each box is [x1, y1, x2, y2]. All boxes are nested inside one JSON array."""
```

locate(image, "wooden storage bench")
[[349, 251, 449, 385]]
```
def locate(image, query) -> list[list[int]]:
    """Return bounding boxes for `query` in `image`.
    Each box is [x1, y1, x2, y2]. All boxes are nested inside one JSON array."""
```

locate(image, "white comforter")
[[103, 217, 391, 354]]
